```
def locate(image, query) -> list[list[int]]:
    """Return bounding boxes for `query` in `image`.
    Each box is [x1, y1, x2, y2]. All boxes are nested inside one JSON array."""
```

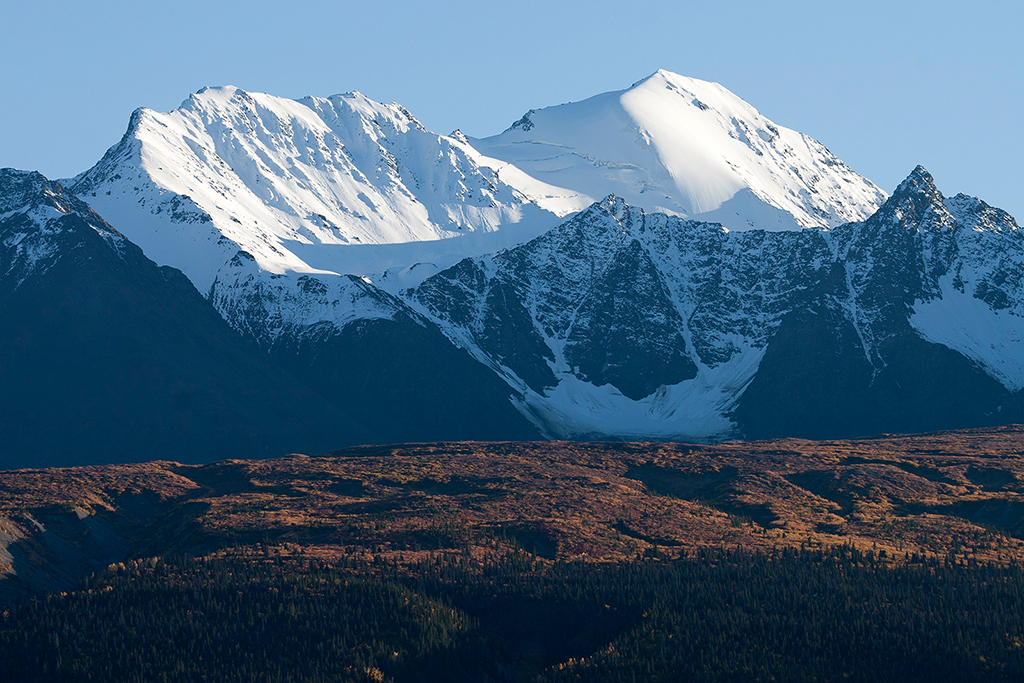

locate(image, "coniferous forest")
[[3, 547, 1024, 682]]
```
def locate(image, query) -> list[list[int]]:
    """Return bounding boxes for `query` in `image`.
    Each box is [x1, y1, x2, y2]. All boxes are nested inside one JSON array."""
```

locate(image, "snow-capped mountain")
[[470, 69, 887, 233], [412, 167, 1024, 440], [1, 73, 1014, 456], [64, 74, 885, 351], [69, 85, 578, 294], [64, 86, 590, 354]]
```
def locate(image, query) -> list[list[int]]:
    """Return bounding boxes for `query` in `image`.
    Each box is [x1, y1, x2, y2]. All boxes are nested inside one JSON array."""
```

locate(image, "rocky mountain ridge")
[[410, 166, 1023, 439]]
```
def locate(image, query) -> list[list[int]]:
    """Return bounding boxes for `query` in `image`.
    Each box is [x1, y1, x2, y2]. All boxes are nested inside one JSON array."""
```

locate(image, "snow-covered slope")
[[470, 70, 887, 233], [68, 86, 575, 294]]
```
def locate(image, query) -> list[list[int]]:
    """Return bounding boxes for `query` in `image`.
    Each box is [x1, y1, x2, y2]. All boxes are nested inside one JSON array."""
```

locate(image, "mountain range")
[[2, 70, 1021, 467]]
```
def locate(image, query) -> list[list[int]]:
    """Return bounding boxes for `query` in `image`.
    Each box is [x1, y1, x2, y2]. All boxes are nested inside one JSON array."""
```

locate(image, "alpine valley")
[[3, 69, 1022, 468]]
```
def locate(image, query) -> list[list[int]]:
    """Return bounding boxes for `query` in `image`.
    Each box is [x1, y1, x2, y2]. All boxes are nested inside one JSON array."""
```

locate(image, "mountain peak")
[[185, 84, 246, 107], [893, 165, 938, 196], [888, 166, 940, 205], [472, 72, 886, 233], [630, 69, 706, 90], [0, 168, 48, 212], [945, 193, 1021, 235], [66, 83, 564, 295], [0, 168, 95, 217], [859, 165, 959, 238]]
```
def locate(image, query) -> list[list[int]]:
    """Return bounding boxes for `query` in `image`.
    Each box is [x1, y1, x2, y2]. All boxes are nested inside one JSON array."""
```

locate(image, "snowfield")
[[470, 70, 887, 233]]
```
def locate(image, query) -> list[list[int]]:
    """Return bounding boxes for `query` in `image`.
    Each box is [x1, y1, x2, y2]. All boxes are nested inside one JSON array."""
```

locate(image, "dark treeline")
[[2, 546, 1024, 682]]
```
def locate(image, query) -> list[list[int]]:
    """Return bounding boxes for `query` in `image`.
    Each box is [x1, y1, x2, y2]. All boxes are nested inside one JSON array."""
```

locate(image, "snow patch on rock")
[[913, 277, 1024, 392]]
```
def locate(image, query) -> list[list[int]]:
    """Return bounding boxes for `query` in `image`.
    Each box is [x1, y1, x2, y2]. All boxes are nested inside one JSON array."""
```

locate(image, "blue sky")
[[2, 0, 1021, 218]]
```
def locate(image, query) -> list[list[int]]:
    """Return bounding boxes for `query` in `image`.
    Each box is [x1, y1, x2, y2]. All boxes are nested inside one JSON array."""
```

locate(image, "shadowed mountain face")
[[411, 167, 1024, 440], [266, 314, 540, 444], [204, 253, 539, 446], [733, 263, 1018, 439], [0, 169, 538, 469], [0, 170, 370, 469], [734, 168, 1023, 438]]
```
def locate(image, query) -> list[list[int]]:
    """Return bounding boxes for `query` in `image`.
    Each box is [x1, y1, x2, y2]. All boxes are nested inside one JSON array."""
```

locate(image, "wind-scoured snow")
[[68, 86, 568, 294], [471, 70, 887, 232]]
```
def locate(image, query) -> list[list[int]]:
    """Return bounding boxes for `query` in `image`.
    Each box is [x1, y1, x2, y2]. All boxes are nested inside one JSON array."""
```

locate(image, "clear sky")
[[2, 0, 1021, 219]]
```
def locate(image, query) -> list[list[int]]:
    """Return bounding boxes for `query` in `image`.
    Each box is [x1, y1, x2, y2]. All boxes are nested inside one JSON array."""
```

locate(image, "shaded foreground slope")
[[7, 427, 1024, 681], [7, 426, 1024, 599], [0, 170, 369, 468]]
